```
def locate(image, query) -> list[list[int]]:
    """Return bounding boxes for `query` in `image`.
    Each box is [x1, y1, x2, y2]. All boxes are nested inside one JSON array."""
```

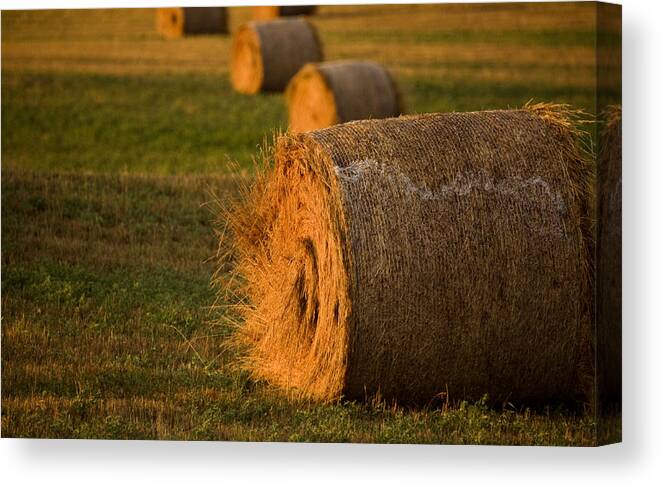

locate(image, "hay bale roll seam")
[[156, 7, 228, 39], [286, 60, 403, 133], [224, 104, 594, 404], [231, 18, 323, 94]]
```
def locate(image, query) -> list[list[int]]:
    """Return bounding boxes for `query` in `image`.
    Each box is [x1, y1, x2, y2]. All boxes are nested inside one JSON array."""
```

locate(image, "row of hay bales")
[[230, 17, 402, 133], [156, 6, 402, 134], [223, 103, 622, 409], [156, 6, 316, 38]]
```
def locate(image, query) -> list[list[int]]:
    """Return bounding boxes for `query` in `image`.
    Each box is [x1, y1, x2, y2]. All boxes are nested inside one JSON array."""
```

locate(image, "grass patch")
[[2, 69, 605, 174], [1, 71, 286, 173]]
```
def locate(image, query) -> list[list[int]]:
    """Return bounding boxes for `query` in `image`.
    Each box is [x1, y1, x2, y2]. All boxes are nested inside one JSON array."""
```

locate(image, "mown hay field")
[[1, 4, 620, 443]]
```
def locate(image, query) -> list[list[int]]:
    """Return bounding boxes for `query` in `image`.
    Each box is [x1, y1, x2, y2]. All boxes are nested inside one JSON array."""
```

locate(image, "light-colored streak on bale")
[[252, 6, 318, 21], [287, 61, 402, 133], [156, 7, 228, 39], [227, 105, 593, 404], [596, 105, 621, 406], [230, 18, 323, 94]]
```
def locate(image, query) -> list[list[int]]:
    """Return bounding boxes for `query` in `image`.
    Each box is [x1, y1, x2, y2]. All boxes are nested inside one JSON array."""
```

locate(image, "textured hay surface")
[[287, 61, 402, 133], [252, 6, 317, 21], [596, 105, 622, 406], [156, 7, 228, 38], [228, 106, 593, 404], [230, 18, 323, 94]]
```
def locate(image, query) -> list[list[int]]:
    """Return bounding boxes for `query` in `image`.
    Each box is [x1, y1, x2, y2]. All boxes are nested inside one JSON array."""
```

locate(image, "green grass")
[[1, 5, 621, 444], [1, 71, 286, 173], [1, 70, 607, 174]]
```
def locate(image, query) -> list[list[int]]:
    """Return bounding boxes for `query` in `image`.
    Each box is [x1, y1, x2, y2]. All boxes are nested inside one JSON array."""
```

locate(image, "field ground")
[[2, 5, 620, 443]]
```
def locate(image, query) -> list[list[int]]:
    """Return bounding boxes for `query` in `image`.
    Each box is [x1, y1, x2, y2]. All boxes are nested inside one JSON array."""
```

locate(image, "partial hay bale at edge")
[[221, 104, 594, 405], [286, 60, 403, 133], [597, 105, 622, 407], [252, 5, 317, 21], [231, 18, 323, 94], [156, 7, 228, 38]]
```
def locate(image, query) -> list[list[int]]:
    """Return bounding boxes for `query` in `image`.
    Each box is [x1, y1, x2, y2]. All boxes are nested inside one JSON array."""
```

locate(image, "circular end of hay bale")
[[286, 61, 402, 133], [156, 8, 184, 39], [230, 25, 264, 94], [230, 137, 351, 400], [286, 64, 339, 133]]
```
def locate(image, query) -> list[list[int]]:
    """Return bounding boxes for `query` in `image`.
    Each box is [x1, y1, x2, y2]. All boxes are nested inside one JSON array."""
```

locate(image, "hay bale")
[[286, 61, 403, 133], [156, 7, 228, 38], [252, 6, 317, 21], [225, 104, 594, 404], [231, 18, 323, 94], [596, 105, 622, 407]]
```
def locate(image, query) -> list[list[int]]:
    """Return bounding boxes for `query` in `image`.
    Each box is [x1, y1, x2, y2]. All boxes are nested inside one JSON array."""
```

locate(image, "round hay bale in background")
[[597, 105, 622, 407], [226, 104, 594, 404], [231, 18, 323, 94], [252, 6, 317, 21], [286, 60, 402, 133], [156, 7, 228, 38]]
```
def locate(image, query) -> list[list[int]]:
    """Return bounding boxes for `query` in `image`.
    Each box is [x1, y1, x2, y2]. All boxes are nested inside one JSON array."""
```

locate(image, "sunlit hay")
[[230, 18, 323, 94], [286, 60, 403, 133], [596, 104, 621, 407], [252, 6, 318, 21], [223, 106, 594, 405], [221, 137, 351, 399], [156, 7, 228, 39]]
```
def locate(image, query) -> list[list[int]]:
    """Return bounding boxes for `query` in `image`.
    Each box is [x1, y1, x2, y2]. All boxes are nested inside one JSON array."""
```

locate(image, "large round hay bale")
[[596, 105, 622, 407], [231, 18, 323, 94], [252, 6, 317, 21], [226, 104, 593, 404], [286, 61, 402, 133], [156, 7, 228, 38]]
